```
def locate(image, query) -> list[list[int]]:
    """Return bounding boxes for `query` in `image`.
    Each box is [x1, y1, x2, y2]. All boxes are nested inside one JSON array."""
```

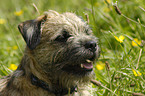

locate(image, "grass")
[[0, 0, 145, 95]]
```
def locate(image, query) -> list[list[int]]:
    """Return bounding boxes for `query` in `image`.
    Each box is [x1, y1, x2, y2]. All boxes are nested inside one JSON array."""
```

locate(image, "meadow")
[[0, 0, 145, 95]]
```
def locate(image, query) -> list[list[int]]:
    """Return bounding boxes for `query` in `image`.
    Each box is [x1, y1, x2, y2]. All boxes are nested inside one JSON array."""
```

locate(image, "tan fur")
[[0, 10, 100, 96]]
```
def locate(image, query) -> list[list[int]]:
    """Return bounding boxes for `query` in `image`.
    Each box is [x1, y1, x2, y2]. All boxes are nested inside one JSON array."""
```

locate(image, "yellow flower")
[[9, 64, 18, 70], [132, 69, 142, 76], [14, 10, 23, 16], [94, 2, 101, 7], [114, 35, 125, 43], [0, 19, 6, 24], [13, 45, 18, 50], [6, 47, 11, 52], [104, 0, 111, 4], [96, 61, 105, 70], [103, 7, 110, 12], [132, 38, 141, 47]]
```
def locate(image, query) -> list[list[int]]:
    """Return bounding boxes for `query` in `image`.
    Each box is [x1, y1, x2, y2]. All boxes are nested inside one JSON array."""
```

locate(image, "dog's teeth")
[[86, 59, 91, 63], [81, 64, 84, 68]]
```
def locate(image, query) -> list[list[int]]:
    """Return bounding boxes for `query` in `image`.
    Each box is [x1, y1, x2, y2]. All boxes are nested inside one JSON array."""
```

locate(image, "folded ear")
[[18, 15, 47, 50]]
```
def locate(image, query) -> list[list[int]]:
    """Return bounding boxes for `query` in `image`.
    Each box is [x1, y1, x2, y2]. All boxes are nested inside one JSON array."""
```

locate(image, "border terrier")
[[0, 10, 100, 96]]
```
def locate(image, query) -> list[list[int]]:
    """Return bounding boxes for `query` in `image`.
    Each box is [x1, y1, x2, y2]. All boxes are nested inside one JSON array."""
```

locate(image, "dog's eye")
[[55, 30, 71, 42], [85, 28, 92, 35]]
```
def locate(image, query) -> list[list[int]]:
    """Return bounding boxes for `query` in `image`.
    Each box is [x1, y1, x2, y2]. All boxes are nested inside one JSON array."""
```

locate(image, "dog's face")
[[18, 10, 100, 83]]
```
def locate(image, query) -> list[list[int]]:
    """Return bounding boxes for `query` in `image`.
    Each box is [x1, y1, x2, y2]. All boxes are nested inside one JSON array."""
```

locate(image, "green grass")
[[0, 0, 145, 95]]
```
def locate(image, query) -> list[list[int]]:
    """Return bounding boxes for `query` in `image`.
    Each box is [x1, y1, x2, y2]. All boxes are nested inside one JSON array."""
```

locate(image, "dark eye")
[[85, 27, 92, 35], [55, 30, 71, 42]]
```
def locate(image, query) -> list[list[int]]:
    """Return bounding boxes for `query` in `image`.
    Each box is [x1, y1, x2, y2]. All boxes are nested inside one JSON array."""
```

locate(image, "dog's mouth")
[[61, 48, 99, 75], [62, 58, 95, 75], [80, 59, 93, 71]]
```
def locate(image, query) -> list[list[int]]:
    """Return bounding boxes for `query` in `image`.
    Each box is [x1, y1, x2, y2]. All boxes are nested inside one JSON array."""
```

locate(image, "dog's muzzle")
[[62, 40, 99, 75]]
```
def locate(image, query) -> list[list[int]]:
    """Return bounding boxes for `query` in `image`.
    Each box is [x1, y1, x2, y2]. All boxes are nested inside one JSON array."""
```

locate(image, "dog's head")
[[18, 10, 100, 85]]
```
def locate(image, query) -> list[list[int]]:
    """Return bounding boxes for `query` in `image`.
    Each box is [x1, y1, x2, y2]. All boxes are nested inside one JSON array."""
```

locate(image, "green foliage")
[[0, 0, 145, 95]]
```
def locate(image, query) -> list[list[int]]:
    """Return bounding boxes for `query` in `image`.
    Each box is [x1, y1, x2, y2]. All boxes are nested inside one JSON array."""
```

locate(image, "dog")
[[0, 10, 100, 96]]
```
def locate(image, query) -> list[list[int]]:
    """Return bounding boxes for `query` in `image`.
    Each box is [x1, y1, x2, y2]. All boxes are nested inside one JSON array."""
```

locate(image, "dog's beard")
[[52, 46, 98, 77], [52, 62, 95, 88]]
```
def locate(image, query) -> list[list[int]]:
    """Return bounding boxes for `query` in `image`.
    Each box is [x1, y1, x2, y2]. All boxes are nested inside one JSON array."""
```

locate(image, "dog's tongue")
[[82, 63, 93, 69]]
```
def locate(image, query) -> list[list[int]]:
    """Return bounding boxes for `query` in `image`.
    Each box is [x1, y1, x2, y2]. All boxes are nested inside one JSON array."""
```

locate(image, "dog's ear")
[[18, 15, 47, 50]]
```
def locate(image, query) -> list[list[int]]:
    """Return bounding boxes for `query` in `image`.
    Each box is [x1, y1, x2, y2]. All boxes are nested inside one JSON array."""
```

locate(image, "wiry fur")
[[0, 10, 100, 96]]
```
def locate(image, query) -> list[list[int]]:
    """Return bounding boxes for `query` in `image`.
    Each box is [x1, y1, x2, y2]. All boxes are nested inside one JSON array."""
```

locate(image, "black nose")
[[84, 41, 97, 52]]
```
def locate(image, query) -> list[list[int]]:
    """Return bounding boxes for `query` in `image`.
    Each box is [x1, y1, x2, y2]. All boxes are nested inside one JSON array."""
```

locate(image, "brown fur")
[[0, 10, 100, 96]]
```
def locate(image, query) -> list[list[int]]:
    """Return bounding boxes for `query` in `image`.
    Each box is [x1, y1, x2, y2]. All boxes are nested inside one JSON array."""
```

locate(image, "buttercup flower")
[[13, 45, 18, 50], [132, 69, 142, 76], [103, 7, 110, 12], [14, 10, 23, 16], [104, 0, 111, 4], [96, 61, 105, 70], [0, 18, 6, 24], [132, 38, 141, 47], [9, 64, 18, 70], [94, 2, 101, 7], [114, 35, 125, 43], [6, 47, 10, 52]]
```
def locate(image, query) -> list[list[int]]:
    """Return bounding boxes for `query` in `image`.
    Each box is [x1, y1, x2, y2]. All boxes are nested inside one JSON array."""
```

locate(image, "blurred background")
[[0, 0, 145, 95]]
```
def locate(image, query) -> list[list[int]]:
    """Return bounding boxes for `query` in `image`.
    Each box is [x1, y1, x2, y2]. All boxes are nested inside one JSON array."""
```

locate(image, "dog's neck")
[[17, 53, 78, 95], [31, 74, 77, 95]]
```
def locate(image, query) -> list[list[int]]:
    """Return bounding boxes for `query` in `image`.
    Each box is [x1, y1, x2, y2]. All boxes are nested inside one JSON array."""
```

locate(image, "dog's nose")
[[84, 41, 97, 52]]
